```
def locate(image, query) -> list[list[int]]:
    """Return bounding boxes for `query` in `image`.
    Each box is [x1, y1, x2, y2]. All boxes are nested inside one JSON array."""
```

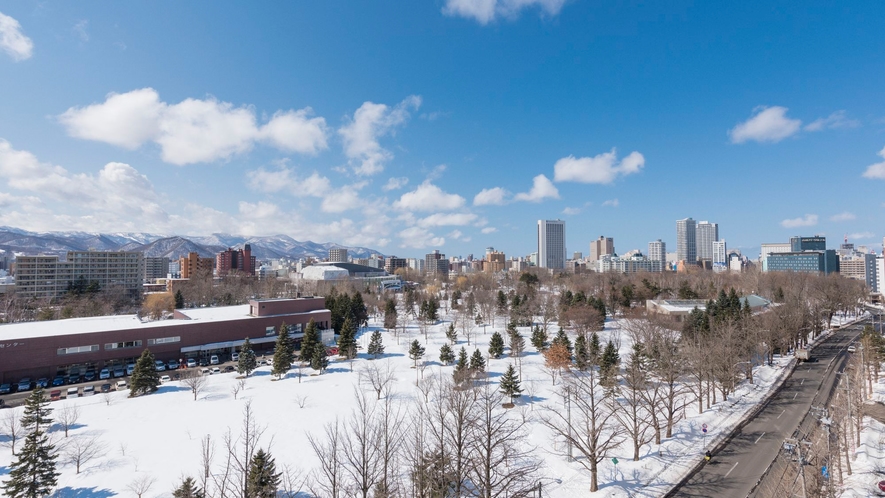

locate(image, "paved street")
[[670, 323, 863, 498]]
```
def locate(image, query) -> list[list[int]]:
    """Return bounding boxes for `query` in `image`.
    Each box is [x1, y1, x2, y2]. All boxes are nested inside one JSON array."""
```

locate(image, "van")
[[66, 387, 79, 398]]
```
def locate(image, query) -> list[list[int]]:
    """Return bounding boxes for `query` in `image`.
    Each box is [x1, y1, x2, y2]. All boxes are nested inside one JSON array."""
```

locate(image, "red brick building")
[[216, 244, 256, 276]]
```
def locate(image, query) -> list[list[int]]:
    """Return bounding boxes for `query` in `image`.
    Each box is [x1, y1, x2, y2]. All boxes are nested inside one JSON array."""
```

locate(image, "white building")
[[676, 218, 697, 263], [712, 239, 727, 272], [648, 239, 666, 265], [875, 255, 884, 293], [599, 254, 663, 274], [537, 220, 566, 269], [696, 221, 719, 262]]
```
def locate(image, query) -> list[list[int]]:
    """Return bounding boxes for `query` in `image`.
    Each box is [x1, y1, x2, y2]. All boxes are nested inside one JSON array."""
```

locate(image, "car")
[[167, 360, 180, 370], [199, 358, 209, 367], [68, 373, 81, 385], [173, 373, 181, 380], [83, 370, 96, 382], [66, 387, 79, 398], [155, 360, 166, 372], [113, 366, 125, 378], [186, 358, 197, 368], [847, 345, 856, 353], [210, 355, 220, 365], [200, 368, 210, 375], [126, 363, 136, 376], [17, 378, 32, 392], [231, 352, 240, 362], [99, 368, 111, 380], [52, 376, 66, 387], [36, 378, 49, 388], [49, 389, 62, 401], [160, 375, 171, 383], [100, 383, 112, 393], [0, 383, 11, 394], [82, 385, 95, 396], [115, 380, 127, 390], [224, 366, 235, 373]]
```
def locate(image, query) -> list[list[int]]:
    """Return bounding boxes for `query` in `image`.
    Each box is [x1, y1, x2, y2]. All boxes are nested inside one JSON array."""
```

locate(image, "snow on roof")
[[300, 265, 349, 280]]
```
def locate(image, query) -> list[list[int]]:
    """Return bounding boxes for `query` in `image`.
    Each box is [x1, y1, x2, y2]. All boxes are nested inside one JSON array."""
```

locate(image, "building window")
[[104, 340, 143, 350], [265, 326, 275, 336], [57, 345, 99, 355], [147, 336, 181, 345]]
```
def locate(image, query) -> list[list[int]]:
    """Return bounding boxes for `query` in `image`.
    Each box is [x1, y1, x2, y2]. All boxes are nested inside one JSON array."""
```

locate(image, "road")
[[670, 322, 864, 498]]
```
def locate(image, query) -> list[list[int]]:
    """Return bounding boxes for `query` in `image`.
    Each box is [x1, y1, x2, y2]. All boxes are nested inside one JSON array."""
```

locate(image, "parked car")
[[100, 383, 112, 393], [847, 345, 857, 353], [126, 363, 136, 376], [99, 368, 111, 380], [83, 370, 96, 382], [52, 376, 66, 387], [68, 373, 81, 385], [167, 360, 180, 370], [49, 390, 62, 401], [186, 358, 197, 368], [36, 378, 49, 388], [200, 368, 210, 375], [155, 360, 166, 372], [113, 366, 125, 378], [210, 355, 220, 365], [199, 358, 209, 367], [0, 383, 11, 394], [115, 380, 127, 390], [82, 385, 95, 396], [17, 378, 32, 392], [224, 366, 235, 373], [160, 375, 171, 383], [231, 352, 240, 362], [66, 387, 79, 398], [211, 367, 220, 375]]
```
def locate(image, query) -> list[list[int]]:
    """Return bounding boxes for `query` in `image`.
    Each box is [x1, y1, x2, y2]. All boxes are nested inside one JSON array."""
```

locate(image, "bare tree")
[[359, 360, 397, 400], [182, 369, 208, 401], [63, 433, 105, 474], [340, 389, 382, 498], [615, 345, 655, 461], [442, 378, 477, 496], [375, 391, 406, 497], [279, 463, 307, 498], [308, 419, 343, 498], [200, 434, 216, 498], [0, 406, 22, 455], [56, 403, 81, 437], [101, 390, 114, 406], [294, 394, 309, 409], [127, 474, 156, 498], [232, 378, 246, 400], [416, 373, 438, 404], [223, 400, 268, 498]]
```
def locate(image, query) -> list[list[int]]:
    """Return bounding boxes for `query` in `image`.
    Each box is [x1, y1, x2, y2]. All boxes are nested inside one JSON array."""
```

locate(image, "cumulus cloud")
[[394, 181, 465, 212], [729, 106, 802, 144], [247, 166, 330, 197], [562, 207, 580, 215], [58, 88, 328, 165], [805, 110, 860, 132], [862, 146, 885, 180], [398, 226, 445, 249], [829, 211, 856, 222], [553, 149, 644, 184], [0, 11, 33, 61], [848, 231, 875, 240], [473, 187, 509, 206], [321, 184, 365, 213], [780, 214, 818, 228], [601, 198, 619, 207], [339, 95, 421, 176], [442, 0, 567, 24], [513, 174, 559, 202], [481, 227, 497, 234], [383, 177, 409, 191], [417, 212, 478, 227]]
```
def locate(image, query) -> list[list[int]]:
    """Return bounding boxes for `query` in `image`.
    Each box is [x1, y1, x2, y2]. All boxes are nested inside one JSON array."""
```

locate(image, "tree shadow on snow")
[[54, 486, 117, 498], [0, 465, 8, 477], [156, 385, 189, 394], [51, 422, 87, 434], [323, 367, 350, 374]]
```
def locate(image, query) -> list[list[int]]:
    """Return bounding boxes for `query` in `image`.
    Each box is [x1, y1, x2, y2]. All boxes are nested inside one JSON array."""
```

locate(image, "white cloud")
[[398, 226, 445, 249], [780, 214, 818, 228], [0, 11, 33, 61], [321, 184, 364, 213], [729, 106, 802, 144], [601, 198, 619, 207], [562, 207, 580, 215], [513, 174, 559, 202], [553, 150, 644, 184], [481, 227, 497, 234], [247, 166, 330, 197], [417, 213, 478, 227], [829, 211, 856, 222], [73, 20, 89, 43], [58, 88, 329, 165], [862, 146, 885, 180], [383, 177, 409, 191], [338, 95, 421, 176], [442, 0, 567, 24], [238, 201, 280, 219], [848, 231, 875, 240], [393, 181, 465, 212], [473, 187, 509, 206], [805, 110, 860, 132]]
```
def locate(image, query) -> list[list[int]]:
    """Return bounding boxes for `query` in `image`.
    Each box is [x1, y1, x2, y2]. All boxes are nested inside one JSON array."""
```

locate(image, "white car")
[[126, 363, 136, 376], [232, 352, 240, 362], [99, 368, 111, 380], [211, 367, 220, 375], [115, 380, 127, 390], [210, 355, 220, 365], [160, 375, 171, 383], [847, 345, 856, 353], [186, 358, 197, 368]]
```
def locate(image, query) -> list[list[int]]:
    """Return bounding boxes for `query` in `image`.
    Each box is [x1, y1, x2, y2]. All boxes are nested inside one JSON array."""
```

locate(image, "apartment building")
[[15, 251, 144, 300]]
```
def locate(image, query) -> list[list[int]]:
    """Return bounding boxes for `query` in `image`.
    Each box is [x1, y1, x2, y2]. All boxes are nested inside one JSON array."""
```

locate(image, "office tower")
[[180, 252, 215, 278], [676, 218, 697, 263], [696, 221, 719, 261], [648, 239, 666, 265], [590, 236, 615, 261], [425, 250, 449, 279], [712, 239, 727, 272], [328, 248, 348, 263], [790, 236, 826, 252], [538, 219, 566, 269]]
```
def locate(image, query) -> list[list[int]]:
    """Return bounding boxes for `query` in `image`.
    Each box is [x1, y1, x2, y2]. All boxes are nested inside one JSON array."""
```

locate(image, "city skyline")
[[0, 2, 883, 259]]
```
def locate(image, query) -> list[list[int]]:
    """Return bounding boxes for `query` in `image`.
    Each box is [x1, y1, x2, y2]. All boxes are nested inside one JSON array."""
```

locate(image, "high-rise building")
[[876, 256, 884, 293], [648, 240, 666, 265], [384, 257, 407, 274], [590, 236, 614, 261], [179, 252, 214, 278], [676, 218, 697, 263], [217, 244, 256, 276], [790, 236, 826, 252], [573, 251, 583, 261], [329, 248, 348, 263], [538, 219, 566, 269], [696, 221, 719, 262], [425, 250, 449, 279], [712, 239, 727, 272], [15, 251, 144, 299], [484, 248, 506, 273], [144, 257, 170, 281]]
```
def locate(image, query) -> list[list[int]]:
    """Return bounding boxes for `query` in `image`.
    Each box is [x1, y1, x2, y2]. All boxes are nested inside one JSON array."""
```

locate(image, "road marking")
[[793, 392, 798, 400], [777, 409, 785, 419], [724, 461, 739, 478], [801, 379, 805, 385], [754, 432, 765, 444]]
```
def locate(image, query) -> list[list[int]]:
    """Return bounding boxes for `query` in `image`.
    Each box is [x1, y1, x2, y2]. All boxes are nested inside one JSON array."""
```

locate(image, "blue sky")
[[0, 1, 883, 259]]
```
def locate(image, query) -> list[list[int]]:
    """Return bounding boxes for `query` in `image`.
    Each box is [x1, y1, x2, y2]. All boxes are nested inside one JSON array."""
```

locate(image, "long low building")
[[646, 294, 771, 321], [0, 297, 332, 384]]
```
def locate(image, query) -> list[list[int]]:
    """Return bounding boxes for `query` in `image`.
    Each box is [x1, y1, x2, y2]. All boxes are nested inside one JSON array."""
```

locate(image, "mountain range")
[[0, 227, 383, 261]]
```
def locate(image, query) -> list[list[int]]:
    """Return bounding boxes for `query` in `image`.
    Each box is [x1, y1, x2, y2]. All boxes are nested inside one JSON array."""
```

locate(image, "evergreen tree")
[[574, 334, 589, 371], [588, 332, 601, 366], [237, 338, 258, 377], [174, 289, 185, 309], [367, 330, 385, 359], [600, 340, 621, 385], [499, 364, 522, 402], [469, 348, 486, 373], [173, 477, 204, 498], [454, 347, 469, 383], [300, 318, 319, 366], [451, 289, 462, 308], [496, 290, 508, 313], [552, 328, 573, 355], [530, 325, 548, 352], [337, 317, 357, 359], [271, 323, 294, 380], [439, 343, 455, 365], [310, 342, 329, 373], [408, 339, 425, 368], [488, 331, 505, 359], [130, 348, 160, 397], [2, 388, 59, 498], [350, 292, 369, 329], [246, 449, 281, 498], [383, 298, 398, 330], [466, 292, 476, 314], [445, 323, 457, 344], [509, 329, 525, 359]]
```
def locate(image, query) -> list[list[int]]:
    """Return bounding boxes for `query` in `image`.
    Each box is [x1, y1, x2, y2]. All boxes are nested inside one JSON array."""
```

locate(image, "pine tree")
[[337, 317, 357, 359], [130, 348, 160, 397], [310, 342, 329, 373], [271, 323, 294, 380], [530, 325, 548, 352], [496, 290, 508, 313], [409, 339, 425, 368], [499, 364, 522, 402], [445, 323, 457, 344], [173, 477, 204, 498], [174, 289, 185, 309], [2, 388, 59, 498], [367, 330, 385, 359], [246, 449, 281, 498], [488, 331, 505, 359], [509, 329, 525, 359], [350, 292, 369, 329], [237, 338, 257, 377], [454, 347, 469, 383], [574, 334, 589, 371], [588, 332, 601, 366], [300, 318, 319, 366], [469, 348, 486, 374], [439, 343, 455, 365], [552, 328, 573, 355], [600, 340, 621, 386], [383, 298, 398, 330]]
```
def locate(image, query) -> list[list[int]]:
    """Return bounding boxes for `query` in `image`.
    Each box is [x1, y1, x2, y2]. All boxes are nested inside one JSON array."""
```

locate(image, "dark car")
[[224, 366, 235, 373], [199, 358, 209, 367], [0, 383, 11, 394], [83, 370, 96, 382], [67, 373, 81, 385], [52, 376, 66, 387], [100, 383, 112, 393]]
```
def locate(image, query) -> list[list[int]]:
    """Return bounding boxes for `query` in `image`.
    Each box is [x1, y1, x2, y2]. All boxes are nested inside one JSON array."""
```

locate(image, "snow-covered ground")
[[840, 362, 885, 497], [0, 309, 861, 497]]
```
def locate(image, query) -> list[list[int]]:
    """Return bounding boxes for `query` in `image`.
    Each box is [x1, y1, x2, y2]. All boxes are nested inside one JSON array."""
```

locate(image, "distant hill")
[[0, 227, 384, 261]]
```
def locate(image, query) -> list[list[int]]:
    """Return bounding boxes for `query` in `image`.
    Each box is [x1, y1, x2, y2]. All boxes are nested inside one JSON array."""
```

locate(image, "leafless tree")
[[200, 434, 216, 498], [340, 389, 382, 498], [442, 378, 477, 496], [63, 433, 105, 474], [126, 474, 156, 498], [359, 359, 397, 400], [101, 390, 114, 406], [223, 400, 269, 498], [278, 463, 306, 498], [182, 369, 208, 401], [0, 406, 23, 455], [374, 391, 406, 497], [294, 394, 309, 409], [56, 403, 81, 437], [615, 346, 655, 461], [456, 307, 475, 345], [231, 378, 246, 400], [307, 419, 343, 498], [540, 370, 625, 492], [416, 373, 438, 404]]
